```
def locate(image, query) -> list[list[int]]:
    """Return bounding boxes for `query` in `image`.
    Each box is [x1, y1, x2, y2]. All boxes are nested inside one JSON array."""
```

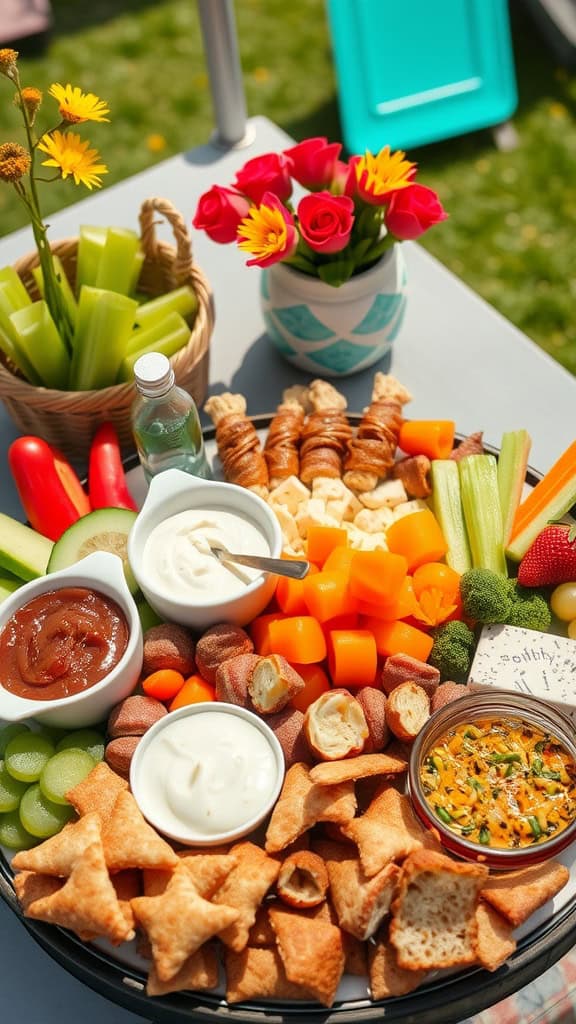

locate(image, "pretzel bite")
[[276, 850, 329, 909], [304, 689, 369, 761], [248, 655, 305, 715], [385, 682, 430, 743]]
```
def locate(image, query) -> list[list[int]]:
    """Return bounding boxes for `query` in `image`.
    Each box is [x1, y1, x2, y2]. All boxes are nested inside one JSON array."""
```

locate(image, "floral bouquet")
[[193, 136, 447, 288]]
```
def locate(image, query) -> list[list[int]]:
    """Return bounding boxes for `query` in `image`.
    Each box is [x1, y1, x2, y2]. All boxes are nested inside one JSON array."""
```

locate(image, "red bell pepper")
[[8, 436, 90, 541], [88, 421, 138, 511]]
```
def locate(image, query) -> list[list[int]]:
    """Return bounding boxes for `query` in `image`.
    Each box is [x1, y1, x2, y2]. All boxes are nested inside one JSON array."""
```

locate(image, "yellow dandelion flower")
[[0, 49, 19, 78], [0, 142, 30, 182], [37, 131, 108, 190], [48, 83, 110, 124], [146, 133, 167, 153], [16, 86, 43, 125], [355, 146, 416, 202]]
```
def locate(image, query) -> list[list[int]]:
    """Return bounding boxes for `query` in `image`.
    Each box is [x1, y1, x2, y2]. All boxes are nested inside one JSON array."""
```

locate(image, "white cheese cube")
[[359, 479, 408, 509], [392, 499, 430, 520], [354, 507, 395, 534], [268, 475, 310, 515]]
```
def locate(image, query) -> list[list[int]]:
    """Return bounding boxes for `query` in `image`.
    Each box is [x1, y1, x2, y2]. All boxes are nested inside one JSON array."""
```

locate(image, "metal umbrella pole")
[[196, 0, 254, 148]]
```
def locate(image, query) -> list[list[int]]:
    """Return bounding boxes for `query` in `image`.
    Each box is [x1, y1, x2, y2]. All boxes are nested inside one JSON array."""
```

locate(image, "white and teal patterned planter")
[[260, 246, 407, 377]]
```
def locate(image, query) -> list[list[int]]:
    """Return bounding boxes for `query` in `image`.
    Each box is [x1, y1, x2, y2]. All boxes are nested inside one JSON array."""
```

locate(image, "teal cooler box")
[[326, 0, 518, 152]]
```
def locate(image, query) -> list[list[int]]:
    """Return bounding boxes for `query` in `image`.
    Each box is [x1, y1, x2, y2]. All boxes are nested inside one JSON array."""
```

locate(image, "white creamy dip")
[[141, 507, 270, 601], [134, 710, 280, 839]]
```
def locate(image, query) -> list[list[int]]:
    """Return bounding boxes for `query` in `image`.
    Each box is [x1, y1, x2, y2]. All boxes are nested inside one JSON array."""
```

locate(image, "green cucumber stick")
[[497, 430, 532, 545], [75, 225, 107, 294], [126, 311, 189, 355], [95, 228, 141, 295], [430, 460, 472, 573], [71, 286, 137, 390], [135, 285, 197, 330], [118, 316, 191, 381], [0, 266, 32, 310], [32, 255, 77, 328], [458, 454, 507, 576], [9, 302, 70, 389]]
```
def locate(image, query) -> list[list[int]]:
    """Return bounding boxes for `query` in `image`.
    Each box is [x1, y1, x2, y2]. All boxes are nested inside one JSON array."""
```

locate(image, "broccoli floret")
[[507, 582, 552, 632], [429, 620, 476, 682], [460, 569, 511, 624]]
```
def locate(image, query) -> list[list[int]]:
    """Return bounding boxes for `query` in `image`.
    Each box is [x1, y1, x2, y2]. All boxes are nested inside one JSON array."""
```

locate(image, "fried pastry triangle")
[[102, 790, 179, 872], [11, 812, 101, 876], [313, 839, 400, 940], [342, 784, 440, 877], [213, 841, 281, 952], [65, 762, 128, 825], [265, 762, 356, 854], [225, 946, 310, 1003], [269, 905, 345, 1007], [146, 944, 219, 997]]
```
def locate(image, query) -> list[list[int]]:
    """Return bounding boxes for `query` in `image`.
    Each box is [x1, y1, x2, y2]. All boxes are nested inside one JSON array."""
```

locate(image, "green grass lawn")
[[1, 0, 575, 373]]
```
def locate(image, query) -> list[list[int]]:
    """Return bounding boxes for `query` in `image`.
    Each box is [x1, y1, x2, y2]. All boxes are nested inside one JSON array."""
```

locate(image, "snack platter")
[[1, 412, 576, 1024]]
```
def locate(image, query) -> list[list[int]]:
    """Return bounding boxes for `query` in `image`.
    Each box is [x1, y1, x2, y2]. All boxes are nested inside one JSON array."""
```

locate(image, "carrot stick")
[[507, 440, 576, 561], [386, 509, 448, 571], [327, 630, 378, 688], [268, 616, 327, 664], [304, 570, 358, 623], [399, 420, 455, 460], [250, 612, 285, 654], [142, 669, 185, 701], [276, 563, 318, 616], [290, 663, 331, 712], [169, 674, 215, 710], [362, 618, 434, 661], [307, 525, 348, 566], [348, 550, 407, 605]]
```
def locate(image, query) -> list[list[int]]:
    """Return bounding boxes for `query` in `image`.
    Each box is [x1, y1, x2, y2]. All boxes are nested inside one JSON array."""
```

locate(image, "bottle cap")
[[133, 352, 175, 397]]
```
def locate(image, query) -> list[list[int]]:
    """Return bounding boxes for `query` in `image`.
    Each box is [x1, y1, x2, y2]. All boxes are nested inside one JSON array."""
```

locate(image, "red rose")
[[297, 192, 355, 254], [284, 136, 342, 190], [192, 186, 250, 243], [234, 152, 292, 205], [386, 183, 448, 240]]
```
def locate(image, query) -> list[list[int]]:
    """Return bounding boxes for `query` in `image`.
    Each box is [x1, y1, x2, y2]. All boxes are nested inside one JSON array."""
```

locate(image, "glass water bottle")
[[131, 352, 211, 483]]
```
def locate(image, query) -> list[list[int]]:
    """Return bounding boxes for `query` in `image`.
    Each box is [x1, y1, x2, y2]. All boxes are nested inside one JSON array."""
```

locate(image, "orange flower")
[[237, 192, 298, 268], [354, 145, 416, 205], [17, 86, 42, 125], [0, 142, 30, 182]]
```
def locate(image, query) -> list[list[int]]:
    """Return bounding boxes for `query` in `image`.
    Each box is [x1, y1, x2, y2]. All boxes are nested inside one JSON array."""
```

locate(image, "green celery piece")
[[0, 512, 53, 580], [497, 429, 532, 546], [128, 250, 145, 296], [0, 266, 33, 309], [75, 225, 107, 294], [0, 572, 21, 604], [32, 254, 77, 329], [135, 285, 198, 330], [0, 280, 43, 382], [430, 460, 472, 573], [71, 286, 137, 390], [0, 318, 41, 383], [9, 301, 70, 389], [118, 313, 190, 381], [126, 310, 190, 355], [95, 228, 141, 295], [458, 454, 507, 575]]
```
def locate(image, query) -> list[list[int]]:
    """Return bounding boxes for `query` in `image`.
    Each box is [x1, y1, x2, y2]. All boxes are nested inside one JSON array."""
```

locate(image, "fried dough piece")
[[11, 812, 101, 876], [480, 860, 569, 928], [25, 840, 134, 946], [269, 905, 345, 1007], [102, 791, 179, 873], [370, 373, 413, 406], [247, 905, 277, 947], [13, 870, 63, 912], [264, 394, 306, 487], [475, 902, 517, 972], [65, 761, 128, 826], [343, 932, 368, 977], [204, 392, 269, 495], [213, 841, 281, 952], [225, 946, 310, 1003], [313, 839, 400, 941], [277, 850, 329, 909], [309, 752, 408, 786], [341, 785, 440, 877], [368, 924, 428, 999], [265, 762, 356, 854], [112, 869, 141, 933], [299, 380, 352, 484], [147, 945, 219, 996], [343, 400, 403, 492], [131, 863, 239, 982], [178, 850, 238, 899]]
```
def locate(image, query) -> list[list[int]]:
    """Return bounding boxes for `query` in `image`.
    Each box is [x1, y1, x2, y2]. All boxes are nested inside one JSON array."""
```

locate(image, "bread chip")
[[265, 762, 356, 853], [269, 905, 345, 1007], [342, 785, 439, 877], [213, 841, 281, 952], [131, 863, 239, 982], [475, 902, 517, 972], [13, 870, 63, 912], [65, 761, 128, 825], [390, 849, 488, 971], [225, 946, 310, 1003], [309, 752, 408, 786], [368, 925, 428, 999], [480, 860, 569, 927], [314, 840, 400, 940], [277, 850, 328, 908], [147, 944, 219, 996], [102, 791, 179, 873], [25, 840, 134, 946], [11, 812, 101, 876]]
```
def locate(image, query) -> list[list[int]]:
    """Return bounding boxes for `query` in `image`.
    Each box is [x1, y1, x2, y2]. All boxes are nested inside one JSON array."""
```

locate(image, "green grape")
[[56, 729, 105, 763], [0, 723, 30, 758], [0, 809, 38, 850], [0, 760, 28, 813], [40, 749, 96, 805], [19, 784, 74, 838], [4, 733, 55, 783]]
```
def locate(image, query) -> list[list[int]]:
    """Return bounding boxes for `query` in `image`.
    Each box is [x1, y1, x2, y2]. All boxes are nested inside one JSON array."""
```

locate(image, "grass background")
[[1, 0, 575, 374]]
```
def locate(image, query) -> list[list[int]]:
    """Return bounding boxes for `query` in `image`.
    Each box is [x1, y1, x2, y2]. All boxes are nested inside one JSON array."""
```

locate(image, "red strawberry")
[[517, 523, 576, 587]]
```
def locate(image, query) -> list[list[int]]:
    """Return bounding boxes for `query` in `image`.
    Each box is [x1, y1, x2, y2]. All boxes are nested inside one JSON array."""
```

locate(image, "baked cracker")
[[225, 946, 310, 1003], [309, 753, 408, 786], [265, 762, 356, 854], [480, 860, 570, 928], [314, 839, 400, 940], [475, 902, 517, 972], [269, 905, 345, 1007]]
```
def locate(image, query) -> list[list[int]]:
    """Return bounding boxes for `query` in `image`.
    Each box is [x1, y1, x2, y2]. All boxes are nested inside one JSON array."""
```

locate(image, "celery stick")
[[9, 302, 70, 389], [96, 228, 141, 296], [0, 318, 41, 384], [71, 286, 137, 390], [458, 454, 507, 576], [430, 460, 472, 573], [126, 311, 189, 354], [32, 254, 77, 329], [135, 286, 198, 330], [76, 225, 107, 294], [128, 251, 145, 296], [118, 317, 191, 382], [0, 266, 32, 309], [497, 429, 532, 546]]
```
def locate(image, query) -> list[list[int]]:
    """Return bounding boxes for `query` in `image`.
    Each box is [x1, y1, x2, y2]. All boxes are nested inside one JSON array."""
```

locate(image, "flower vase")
[[260, 245, 407, 377]]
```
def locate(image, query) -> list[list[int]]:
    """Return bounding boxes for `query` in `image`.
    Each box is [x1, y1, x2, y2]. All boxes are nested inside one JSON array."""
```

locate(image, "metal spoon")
[[210, 545, 310, 579]]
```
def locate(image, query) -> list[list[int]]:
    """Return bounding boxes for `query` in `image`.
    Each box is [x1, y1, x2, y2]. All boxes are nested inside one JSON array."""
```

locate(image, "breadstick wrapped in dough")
[[204, 392, 269, 496], [299, 380, 353, 484], [343, 373, 411, 493], [264, 386, 308, 488]]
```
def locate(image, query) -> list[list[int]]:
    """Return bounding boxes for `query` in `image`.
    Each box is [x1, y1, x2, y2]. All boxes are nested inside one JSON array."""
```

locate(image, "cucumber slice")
[[19, 783, 75, 838], [47, 507, 138, 594], [0, 760, 28, 813], [56, 729, 105, 762], [0, 809, 38, 850], [40, 748, 96, 805], [0, 723, 29, 758], [4, 733, 55, 783]]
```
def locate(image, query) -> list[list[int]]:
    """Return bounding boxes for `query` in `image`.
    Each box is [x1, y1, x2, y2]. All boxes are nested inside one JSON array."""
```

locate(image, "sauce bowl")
[[409, 690, 576, 870], [130, 702, 285, 846], [0, 551, 143, 729], [127, 469, 283, 629]]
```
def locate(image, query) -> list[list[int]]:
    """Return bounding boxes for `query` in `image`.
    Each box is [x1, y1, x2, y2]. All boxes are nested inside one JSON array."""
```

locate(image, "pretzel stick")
[[204, 393, 269, 496], [299, 380, 353, 484], [264, 387, 308, 488], [343, 375, 412, 492]]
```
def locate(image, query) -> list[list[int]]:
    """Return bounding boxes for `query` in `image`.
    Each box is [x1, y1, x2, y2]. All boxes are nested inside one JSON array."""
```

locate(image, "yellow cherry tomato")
[[568, 620, 576, 640], [551, 582, 576, 622]]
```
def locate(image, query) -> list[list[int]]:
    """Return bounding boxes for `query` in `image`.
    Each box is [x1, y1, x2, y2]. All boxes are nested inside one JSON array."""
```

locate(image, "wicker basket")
[[0, 197, 214, 459]]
